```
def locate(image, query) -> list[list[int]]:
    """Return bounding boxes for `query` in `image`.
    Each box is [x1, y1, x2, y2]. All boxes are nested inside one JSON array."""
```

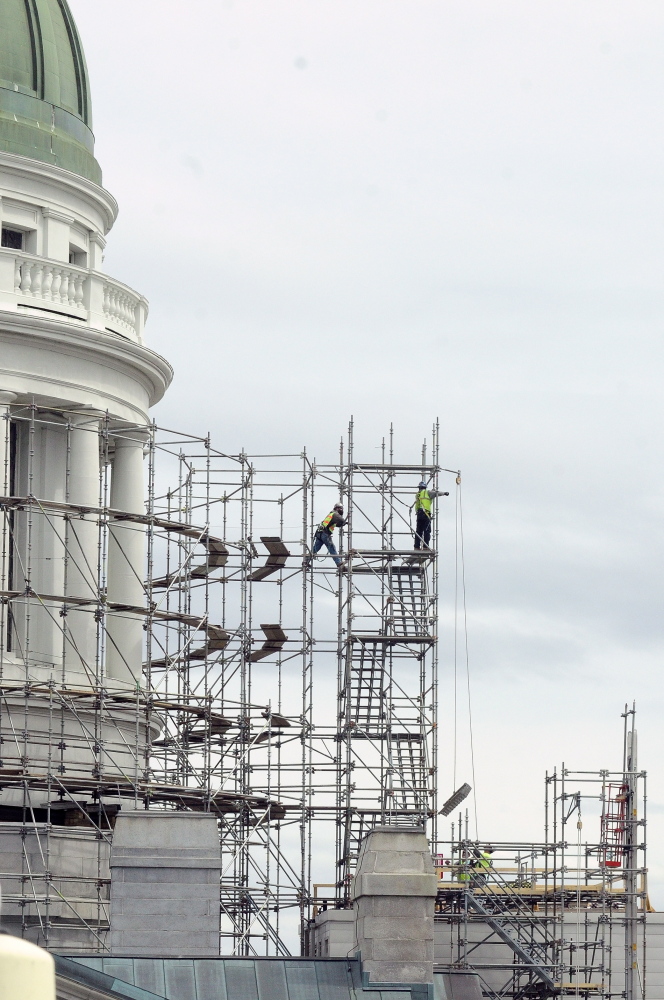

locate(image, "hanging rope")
[[457, 478, 479, 839], [576, 802, 583, 997], [453, 484, 459, 791]]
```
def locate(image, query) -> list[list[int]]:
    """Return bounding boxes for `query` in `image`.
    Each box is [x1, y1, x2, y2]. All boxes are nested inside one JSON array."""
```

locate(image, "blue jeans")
[[414, 510, 431, 549], [313, 529, 341, 565]]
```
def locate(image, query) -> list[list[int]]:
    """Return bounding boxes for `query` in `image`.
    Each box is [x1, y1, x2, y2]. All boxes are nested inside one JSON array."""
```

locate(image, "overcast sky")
[[71, 0, 664, 903]]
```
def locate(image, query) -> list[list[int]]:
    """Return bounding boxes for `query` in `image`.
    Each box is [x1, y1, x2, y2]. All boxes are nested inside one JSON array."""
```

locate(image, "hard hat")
[[334, 504, 344, 514], [419, 480, 427, 489]]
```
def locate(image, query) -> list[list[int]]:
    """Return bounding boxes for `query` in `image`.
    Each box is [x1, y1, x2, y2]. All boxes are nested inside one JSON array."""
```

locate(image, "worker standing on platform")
[[455, 863, 472, 884], [306, 504, 348, 569], [471, 846, 494, 886], [413, 480, 448, 550], [454, 849, 473, 884]]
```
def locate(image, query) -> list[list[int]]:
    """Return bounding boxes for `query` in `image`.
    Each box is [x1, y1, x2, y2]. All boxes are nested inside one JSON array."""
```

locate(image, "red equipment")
[[600, 783, 628, 868]]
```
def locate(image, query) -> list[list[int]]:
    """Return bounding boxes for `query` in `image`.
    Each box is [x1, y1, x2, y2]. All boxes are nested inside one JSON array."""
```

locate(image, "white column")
[[106, 430, 147, 684], [64, 413, 101, 675], [0, 392, 16, 654], [26, 419, 67, 669], [0, 391, 15, 499]]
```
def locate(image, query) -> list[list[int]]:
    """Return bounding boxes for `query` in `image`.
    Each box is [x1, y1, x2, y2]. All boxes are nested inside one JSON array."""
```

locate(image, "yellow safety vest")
[[415, 489, 432, 515], [477, 853, 492, 871], [319, 511, 336, 533]]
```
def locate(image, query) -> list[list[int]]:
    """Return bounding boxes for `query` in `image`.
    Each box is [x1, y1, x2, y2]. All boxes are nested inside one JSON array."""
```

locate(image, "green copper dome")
[[0, 0, 101, 183]]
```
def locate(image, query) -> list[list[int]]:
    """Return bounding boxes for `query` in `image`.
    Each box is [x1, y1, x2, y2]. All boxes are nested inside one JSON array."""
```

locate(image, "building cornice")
[[0, 309, 173, 408], [0, 151, 118, 233], [41, 207, 76, 224]]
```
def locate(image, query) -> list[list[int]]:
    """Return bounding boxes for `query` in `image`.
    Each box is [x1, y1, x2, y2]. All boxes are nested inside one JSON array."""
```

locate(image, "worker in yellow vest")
[[413, 480, 448, 550], [472, 845, 494, 886], [455, 846, 493, 887], [306, 503, 348, 569], [455, 864, 472, 884]]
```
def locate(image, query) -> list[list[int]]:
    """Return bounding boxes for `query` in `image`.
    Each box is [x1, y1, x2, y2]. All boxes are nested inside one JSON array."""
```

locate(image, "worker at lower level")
[[455, 864, 472, 884], [306, 504, 348, 568], [472, 845, 494, 886], [454, 845, 493, 885], [413, 480, 448, 550]]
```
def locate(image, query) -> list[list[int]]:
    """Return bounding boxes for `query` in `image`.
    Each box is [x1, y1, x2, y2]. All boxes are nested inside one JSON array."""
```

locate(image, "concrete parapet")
[[109, 812, 221, 957], [355, 872, 439, 897], [352, 825, 437, 987]]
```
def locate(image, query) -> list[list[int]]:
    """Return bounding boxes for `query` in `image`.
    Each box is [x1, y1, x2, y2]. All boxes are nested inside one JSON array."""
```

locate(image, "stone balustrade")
[[0, 248, 148, 343]]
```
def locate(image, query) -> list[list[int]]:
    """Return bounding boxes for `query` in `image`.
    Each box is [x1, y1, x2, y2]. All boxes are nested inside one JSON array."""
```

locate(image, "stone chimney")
[[352, 825, 438, 988], [109, 812, 221, 956]]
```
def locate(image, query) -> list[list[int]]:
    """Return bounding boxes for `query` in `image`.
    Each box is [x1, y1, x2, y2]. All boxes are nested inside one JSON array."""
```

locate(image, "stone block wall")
[[310, 909, 356, 957], [109, 812, 221, 957], [352, 825, 438, 986], [0, 823, 110, 950]]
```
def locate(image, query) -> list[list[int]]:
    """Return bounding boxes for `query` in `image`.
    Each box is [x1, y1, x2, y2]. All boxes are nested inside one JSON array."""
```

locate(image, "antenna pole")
[[622, 702, 638, 1000]]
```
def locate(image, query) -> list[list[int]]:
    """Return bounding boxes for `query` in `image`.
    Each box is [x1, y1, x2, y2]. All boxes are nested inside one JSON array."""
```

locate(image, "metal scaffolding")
[[143, 431, 316, 954], [0, 402, 649, 1000], [0, 404, 447, 954], [433, 708, 648, 1000], [318, 420, 441, 899], [0, 406, 310, 952]]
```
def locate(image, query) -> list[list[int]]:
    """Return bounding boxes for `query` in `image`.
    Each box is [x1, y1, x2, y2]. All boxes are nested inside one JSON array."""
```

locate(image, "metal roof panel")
[[255, 959, 289, 1000], [223, 960, 259, 1000]]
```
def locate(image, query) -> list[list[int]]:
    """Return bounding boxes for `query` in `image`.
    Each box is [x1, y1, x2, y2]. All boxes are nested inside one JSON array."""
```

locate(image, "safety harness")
[[318, 511, 337, 534]]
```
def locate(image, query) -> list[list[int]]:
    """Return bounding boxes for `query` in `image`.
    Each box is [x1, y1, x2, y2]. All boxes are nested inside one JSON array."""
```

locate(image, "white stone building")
[[0, 0, 171, 949]]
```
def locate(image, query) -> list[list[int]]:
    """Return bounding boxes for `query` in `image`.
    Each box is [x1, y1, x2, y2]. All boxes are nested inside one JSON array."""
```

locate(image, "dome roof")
[[0, 0, 101, 183]]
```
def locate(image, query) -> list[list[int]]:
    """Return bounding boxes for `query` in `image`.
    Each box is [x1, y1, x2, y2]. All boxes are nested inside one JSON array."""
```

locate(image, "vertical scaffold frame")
[[432, 708, 647, 1000], [309, 419, 442, 901], [0, 405, 448, 954]]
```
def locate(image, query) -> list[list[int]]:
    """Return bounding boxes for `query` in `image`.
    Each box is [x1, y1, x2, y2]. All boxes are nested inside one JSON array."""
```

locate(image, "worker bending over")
[[453, 845, 494, 886], [413, 480, 448, 550], [306, 504, 348, 568]]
